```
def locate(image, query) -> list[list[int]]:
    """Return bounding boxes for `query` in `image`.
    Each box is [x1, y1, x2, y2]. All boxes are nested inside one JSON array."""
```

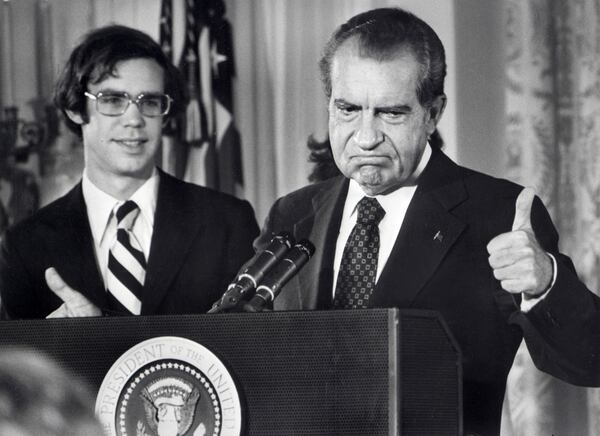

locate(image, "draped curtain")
[[502, 0, 600, 434]]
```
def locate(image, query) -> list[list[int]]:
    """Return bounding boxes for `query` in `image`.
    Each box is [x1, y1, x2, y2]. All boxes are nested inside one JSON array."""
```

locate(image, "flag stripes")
[[159, 0, 243, 196]]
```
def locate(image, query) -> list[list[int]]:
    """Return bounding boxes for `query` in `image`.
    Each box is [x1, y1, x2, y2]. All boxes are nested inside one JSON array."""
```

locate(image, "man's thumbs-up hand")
[[487, 188, 553, 297], [45, 267, 102, 318], [511, 186, 535, 231]]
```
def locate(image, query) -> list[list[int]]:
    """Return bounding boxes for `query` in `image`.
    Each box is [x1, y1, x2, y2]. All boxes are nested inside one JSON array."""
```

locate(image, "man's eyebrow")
[[96, 87, 126, 94], [333, 98, 359, 108], [375, 104, 412, 113], [333, 99, 412, 113], [96, 88, 164, 96]]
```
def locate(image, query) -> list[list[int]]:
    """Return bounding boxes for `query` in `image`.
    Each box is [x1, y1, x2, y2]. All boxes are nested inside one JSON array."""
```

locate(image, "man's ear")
[[426, 94, 447, 135], [65, 110, 85, 125], [429, 94, 447, 123]]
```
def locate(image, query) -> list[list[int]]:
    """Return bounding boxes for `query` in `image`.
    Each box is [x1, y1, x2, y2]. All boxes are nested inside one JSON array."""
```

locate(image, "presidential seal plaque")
[[96, 337, 242, 436]]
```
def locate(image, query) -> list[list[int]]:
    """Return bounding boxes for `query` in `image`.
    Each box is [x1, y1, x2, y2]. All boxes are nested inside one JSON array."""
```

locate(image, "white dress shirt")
[[332, 145, 432, 294], [82, 169, 159, 287]]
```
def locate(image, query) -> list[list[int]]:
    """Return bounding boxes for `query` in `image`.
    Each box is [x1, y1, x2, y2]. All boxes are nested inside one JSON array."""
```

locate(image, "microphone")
[[243, 240, 315, 312], [208, 232, 294, 313]]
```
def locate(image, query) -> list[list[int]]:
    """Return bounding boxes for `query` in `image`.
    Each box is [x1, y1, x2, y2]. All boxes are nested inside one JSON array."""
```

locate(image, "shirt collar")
[[129, 169, 159, 229], [82, 168, 159, 243], [344, 143, 432, 219]]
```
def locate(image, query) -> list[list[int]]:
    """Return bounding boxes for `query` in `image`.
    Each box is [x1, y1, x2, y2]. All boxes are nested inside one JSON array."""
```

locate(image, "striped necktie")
[[333, 197, 385, 309], [106, 201, 146, 315]]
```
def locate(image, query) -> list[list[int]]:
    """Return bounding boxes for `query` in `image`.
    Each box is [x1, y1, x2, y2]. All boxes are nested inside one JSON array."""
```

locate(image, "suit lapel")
[[371, 149, 468, 308], [274, 177, 348, 310], [52, 184, 108, 310], [141, 173, 205, 314], [287, 177, 347, 310]]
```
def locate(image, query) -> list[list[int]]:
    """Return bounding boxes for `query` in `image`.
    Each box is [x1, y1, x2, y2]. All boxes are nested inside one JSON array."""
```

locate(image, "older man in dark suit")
[[0, 25, 258, 319], [256, 8, 600, 436]]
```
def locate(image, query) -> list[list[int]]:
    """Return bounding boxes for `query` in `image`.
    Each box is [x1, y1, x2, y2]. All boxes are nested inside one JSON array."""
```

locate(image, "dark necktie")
[[333, 197, 385, 309], [106, 200, 146, 315]]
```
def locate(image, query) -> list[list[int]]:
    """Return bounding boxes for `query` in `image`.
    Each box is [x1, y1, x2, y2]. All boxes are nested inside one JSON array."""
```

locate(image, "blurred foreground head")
[[0, 348, 103, 436]]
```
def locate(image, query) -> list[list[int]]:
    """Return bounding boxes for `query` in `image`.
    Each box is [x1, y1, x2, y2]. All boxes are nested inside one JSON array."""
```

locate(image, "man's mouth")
[[114, 138, 147, 147], [352, 155, 389, 164]]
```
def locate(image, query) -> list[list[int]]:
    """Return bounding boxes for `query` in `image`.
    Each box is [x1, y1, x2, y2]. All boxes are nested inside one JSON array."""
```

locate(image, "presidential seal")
[[96, 337, 242, 436]]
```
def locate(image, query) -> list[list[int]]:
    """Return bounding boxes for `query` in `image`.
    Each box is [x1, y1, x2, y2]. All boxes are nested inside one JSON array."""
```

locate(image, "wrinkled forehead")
[[329, 41, 424, 109]]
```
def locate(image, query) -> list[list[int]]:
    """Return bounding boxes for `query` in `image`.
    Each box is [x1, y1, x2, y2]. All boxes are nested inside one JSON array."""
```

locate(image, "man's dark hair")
[[54, 25, 185, 137], [318, 8, 446, 109]]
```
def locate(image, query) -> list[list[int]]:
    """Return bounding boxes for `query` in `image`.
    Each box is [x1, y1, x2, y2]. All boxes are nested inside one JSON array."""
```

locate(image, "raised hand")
[[486, 188, 553, 297], [45, 267, 102, 318]]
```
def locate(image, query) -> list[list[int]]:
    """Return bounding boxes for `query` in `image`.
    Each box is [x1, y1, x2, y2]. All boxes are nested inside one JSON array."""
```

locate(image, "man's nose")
[[353, 114, 382, 149], [122, 102, 145, 126]]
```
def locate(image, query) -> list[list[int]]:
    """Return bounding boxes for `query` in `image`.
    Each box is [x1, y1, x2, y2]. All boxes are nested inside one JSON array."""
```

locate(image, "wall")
[[454, 0, 506, 177]]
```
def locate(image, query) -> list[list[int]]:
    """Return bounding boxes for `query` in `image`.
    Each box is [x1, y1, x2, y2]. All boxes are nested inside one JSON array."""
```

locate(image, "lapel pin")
[[433, 230, 443, 243]]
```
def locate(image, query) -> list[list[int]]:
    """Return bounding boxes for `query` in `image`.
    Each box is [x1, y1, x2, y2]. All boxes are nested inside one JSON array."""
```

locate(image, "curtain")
[[502, 0, 600, 434]]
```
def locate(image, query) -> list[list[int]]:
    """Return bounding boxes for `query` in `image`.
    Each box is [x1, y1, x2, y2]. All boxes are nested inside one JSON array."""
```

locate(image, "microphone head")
[[273, 231, 294, 247], [209, 230, 297, 314], [296, 239, 315, 257]]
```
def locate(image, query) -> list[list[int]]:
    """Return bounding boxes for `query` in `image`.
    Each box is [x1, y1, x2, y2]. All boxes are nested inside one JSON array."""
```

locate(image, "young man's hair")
[[54, 25, 185, 137], [319, 8, 446, 110]]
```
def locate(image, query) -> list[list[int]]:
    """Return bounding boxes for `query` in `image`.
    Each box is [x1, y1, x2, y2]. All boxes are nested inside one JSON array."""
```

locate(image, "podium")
[[0, 309, 462, 435]]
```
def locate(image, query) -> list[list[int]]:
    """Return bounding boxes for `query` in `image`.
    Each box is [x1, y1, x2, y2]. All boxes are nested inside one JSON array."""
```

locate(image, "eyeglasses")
[[84, 91, 173, 117]]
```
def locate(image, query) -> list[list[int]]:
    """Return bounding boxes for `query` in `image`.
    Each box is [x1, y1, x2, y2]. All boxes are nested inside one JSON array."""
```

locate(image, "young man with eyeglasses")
[[0, 25, 259, 319]]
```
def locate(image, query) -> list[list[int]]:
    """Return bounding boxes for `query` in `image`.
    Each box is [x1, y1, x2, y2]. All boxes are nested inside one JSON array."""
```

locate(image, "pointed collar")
[[82, 168, 159, 246]]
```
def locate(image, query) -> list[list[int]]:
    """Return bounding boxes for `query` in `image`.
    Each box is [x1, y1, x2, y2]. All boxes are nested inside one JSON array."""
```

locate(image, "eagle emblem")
[[139, 377, 205, 436]]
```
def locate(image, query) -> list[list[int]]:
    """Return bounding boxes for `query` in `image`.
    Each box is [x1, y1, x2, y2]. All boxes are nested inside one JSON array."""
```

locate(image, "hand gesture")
[[486, 188, 553, 298], [45, 267, 102, 318]]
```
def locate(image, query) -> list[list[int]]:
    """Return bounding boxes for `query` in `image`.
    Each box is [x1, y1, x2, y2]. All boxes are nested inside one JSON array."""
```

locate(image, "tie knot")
[[357, 197, 385, 226], [115, 200, 140, 230]]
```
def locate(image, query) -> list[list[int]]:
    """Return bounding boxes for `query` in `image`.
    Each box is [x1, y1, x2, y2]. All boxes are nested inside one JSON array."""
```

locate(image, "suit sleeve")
[[509, 196, 600, 386], [0, 229, 39, 320]]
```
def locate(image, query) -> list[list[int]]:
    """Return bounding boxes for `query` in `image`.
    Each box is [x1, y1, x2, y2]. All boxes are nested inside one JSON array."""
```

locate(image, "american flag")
[[159, 0, 242, 196]]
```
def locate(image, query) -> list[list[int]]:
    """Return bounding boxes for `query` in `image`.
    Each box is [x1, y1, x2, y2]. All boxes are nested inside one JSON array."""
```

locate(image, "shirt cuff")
[[520, 252, 557, 313]]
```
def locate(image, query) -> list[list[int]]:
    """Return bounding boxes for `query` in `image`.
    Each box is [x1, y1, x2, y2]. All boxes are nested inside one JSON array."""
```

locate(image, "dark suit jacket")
[[256, 147, 600, 436], [0, 170, 259, 319]]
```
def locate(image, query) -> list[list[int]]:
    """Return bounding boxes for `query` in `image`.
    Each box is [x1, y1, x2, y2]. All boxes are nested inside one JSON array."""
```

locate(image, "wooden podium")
[[0, 309, 462, 435]]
